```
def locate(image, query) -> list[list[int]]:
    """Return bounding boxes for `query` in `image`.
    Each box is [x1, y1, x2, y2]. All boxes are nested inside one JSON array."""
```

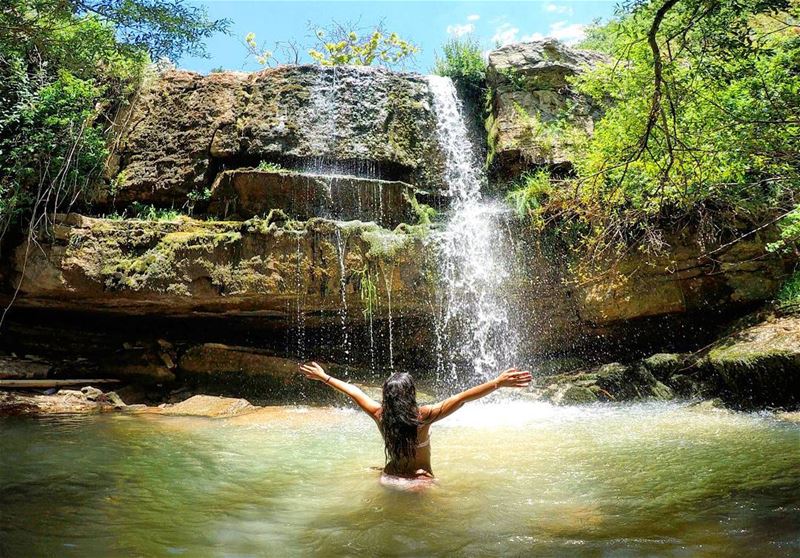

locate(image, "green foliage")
[[767, 208, 800, 255], [525, 0, 800, 262], [498, 68, 529, 91], [187, 188, 212, 203], [247, 21, 418, 68], [0, 0, 225, 244], [0, 62, 111, 235], [356, 266, 379, 318], [403, 192, 437, 226], [308, 27, 418, 67], [506, 170, 554, 227], [129, 203, 180, 221], [775, 270, 800, 312], [256, 161, 284, 172], [433, 36, 486, 92]]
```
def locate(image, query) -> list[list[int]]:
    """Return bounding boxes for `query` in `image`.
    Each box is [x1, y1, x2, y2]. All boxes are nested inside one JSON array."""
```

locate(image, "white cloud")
[[547, 21, 586, 45], [544, 3, 573, 15], [493, 16, 586, 48], [446, 23, 475, 37], [491, 23, 520, 46], [467, 14, 480, 21], [520, 32, 545, 42]]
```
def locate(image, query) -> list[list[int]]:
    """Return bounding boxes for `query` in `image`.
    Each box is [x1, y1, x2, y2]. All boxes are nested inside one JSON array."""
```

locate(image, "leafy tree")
[[0, 0, 228, 254], [512, 0, 800, 268], [1, 0, 228, 62], [246, 20, 418, 68]]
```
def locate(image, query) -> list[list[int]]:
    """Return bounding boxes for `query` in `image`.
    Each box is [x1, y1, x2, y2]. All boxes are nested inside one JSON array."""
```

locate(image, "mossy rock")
[[555, 385, 598, 405], [641, 353, 688, 382], [595, 362, 674, 401], [697, 316, 800, 409]]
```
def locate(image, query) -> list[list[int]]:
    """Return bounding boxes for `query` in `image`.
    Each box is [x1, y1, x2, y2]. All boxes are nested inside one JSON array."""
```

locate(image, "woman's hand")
[[299, 361, 331, 382], [494, 368, 532, 388]]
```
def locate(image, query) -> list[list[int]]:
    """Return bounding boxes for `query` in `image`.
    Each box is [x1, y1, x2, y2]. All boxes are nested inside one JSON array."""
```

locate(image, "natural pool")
[[1, 400, 798, 557]]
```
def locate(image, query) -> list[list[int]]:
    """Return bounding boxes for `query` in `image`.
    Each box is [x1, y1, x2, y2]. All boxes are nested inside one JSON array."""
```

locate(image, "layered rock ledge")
[[486, 40, 609, 176], [208, 168, 420, 228], [9, 213, 434, 317]]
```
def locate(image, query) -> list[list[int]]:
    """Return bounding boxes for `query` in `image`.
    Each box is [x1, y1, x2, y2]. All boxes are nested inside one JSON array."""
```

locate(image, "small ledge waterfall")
[[427, 75, 519, 384]]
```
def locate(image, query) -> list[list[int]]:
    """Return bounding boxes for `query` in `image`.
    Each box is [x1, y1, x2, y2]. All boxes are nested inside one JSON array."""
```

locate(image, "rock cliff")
[[0, 43, 795, 407]]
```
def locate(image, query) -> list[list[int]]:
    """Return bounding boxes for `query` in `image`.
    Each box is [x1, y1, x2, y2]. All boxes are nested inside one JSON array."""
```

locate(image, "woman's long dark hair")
[[380, 372, 421, 464]]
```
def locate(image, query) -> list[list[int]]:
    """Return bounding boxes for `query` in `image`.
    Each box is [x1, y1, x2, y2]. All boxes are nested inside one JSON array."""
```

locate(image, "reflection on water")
[[1, 401, 798, 556]]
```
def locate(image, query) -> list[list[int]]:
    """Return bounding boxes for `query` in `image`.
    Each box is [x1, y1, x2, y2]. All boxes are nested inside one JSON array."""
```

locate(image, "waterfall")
[[427, 75, 518, 383]]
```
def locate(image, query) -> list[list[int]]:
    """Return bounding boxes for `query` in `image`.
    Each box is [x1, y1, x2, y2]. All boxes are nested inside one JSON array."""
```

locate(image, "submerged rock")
[[533, 360, 674, 405], [641, 353, 688, 382], [160, 394, 256, 417], [594, 363, 674, 401], [552, 385, 598, 405]]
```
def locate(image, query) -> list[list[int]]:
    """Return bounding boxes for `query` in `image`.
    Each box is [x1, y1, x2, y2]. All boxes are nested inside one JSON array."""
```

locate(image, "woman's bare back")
[[377, 412, 433, 478]]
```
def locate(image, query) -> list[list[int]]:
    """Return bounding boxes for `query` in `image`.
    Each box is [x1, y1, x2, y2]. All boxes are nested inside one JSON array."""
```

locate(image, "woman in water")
[[299, 362, 532, 488]]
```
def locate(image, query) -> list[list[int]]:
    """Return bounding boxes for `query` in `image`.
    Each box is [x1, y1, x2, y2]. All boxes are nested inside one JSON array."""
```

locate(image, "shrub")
[[433, 35, 486, 93]]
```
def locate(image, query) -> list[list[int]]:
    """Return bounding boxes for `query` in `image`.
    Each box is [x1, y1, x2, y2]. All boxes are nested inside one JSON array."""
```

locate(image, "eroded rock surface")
[[106, 65, 444, 206], [208, 169, 419, 227], [160, 394, 256, 417], [512, 225, 791, 357]]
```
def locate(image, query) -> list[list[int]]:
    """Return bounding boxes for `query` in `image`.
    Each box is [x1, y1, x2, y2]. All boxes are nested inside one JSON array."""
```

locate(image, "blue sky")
[[180, 1, 617, 73]]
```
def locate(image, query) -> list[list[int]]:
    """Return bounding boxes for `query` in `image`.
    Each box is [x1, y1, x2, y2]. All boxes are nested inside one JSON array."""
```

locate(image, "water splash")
[[427, 75, 519, 383], [334, 227, 351, 363], [383, 266, 395, 371], [294, 233, 307, 359]]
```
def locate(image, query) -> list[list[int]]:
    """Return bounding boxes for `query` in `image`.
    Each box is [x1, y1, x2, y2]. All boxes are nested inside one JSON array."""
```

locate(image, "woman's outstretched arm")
[[420, 368, 531, 424], [299, 361, 381, 420]]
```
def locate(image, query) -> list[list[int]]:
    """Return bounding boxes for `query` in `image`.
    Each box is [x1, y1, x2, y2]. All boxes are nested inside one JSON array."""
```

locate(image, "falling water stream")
[[427, 76, 519, 383]]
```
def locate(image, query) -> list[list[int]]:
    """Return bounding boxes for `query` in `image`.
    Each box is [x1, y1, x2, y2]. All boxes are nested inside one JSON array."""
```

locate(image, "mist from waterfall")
[[427, 75, 519, 384]]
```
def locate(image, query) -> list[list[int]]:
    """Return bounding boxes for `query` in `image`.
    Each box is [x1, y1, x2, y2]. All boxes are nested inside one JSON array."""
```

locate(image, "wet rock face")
[[106, 66, 444, 206], [208, 169, 418, 228], [11, 213, 434, 317], [511, 224, 792, 359], [486, 40, 609, 177]]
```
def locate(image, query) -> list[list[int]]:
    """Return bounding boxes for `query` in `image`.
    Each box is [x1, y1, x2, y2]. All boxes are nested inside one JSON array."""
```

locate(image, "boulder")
[[640, 353, 688, 383], [207, 169, 419, 227], [106, 65, 444, 207], [486, 39, 609, 176], [533, 361, 674, 404], [594, 363, 673, 401], [160, 394, 256, 417], [552, 384, 598, 405]]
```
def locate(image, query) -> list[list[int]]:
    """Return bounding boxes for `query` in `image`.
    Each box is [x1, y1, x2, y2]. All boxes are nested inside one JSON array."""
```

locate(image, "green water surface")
[[1, 400, 798, 557]]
